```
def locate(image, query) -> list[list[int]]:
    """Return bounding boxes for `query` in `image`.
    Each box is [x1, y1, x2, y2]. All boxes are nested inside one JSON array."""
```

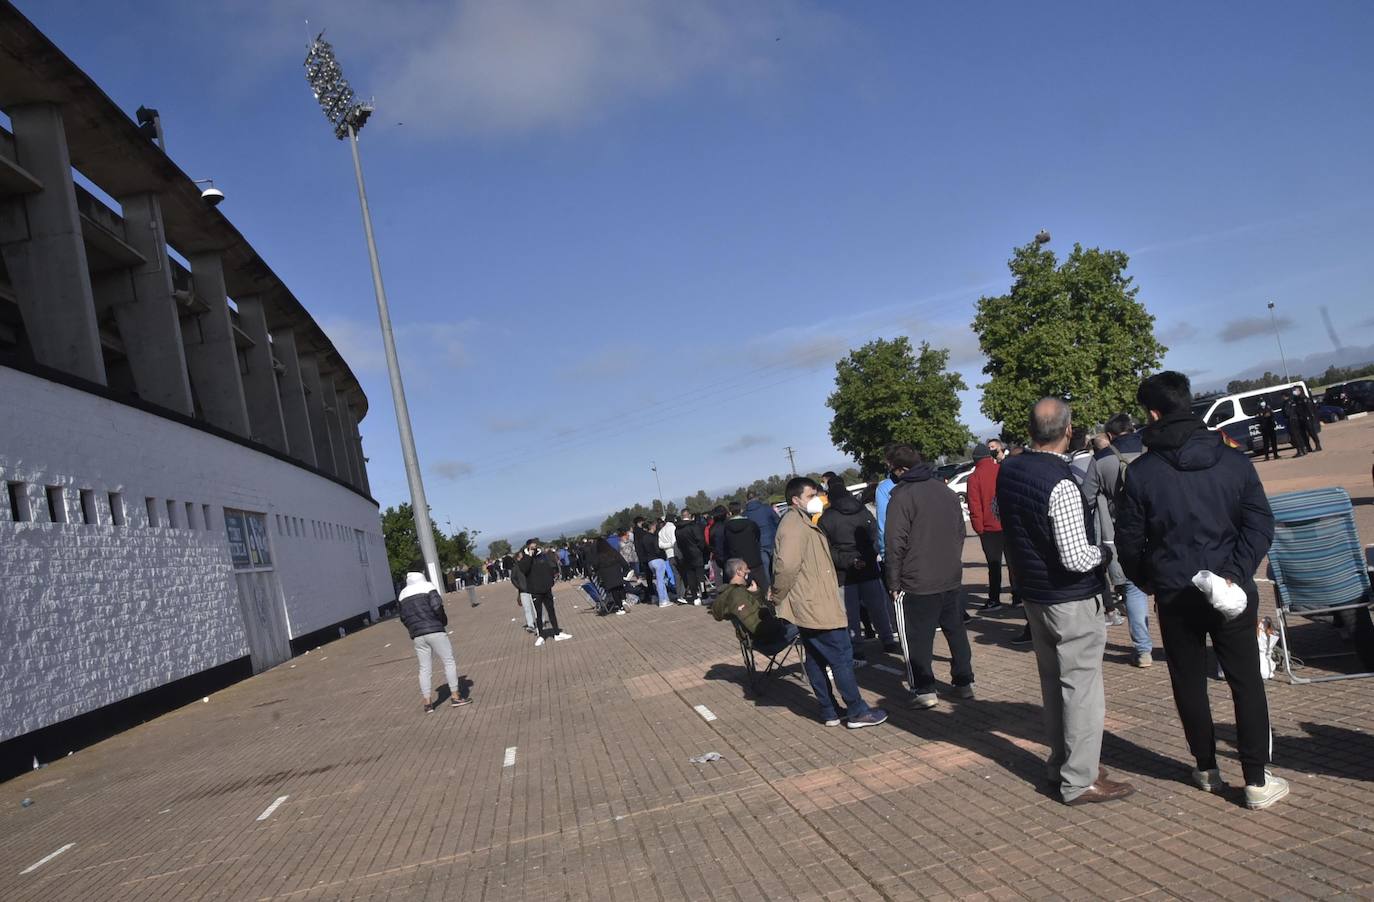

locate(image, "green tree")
[[486, 538, 512, 558], [380, 504, 479, 585], [974, 240, 1166, 436], [827, 336, 973, 472]]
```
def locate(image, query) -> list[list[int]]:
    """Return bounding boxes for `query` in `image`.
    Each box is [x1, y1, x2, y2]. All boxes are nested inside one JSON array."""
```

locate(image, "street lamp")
[[650, 461, 665, 515], [304, 33, 442, 589], [1267, 301, 1291, 383]]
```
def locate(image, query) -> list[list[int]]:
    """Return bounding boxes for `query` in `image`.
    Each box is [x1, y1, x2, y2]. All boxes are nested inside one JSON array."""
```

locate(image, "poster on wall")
[[225, 508, 273, 570]]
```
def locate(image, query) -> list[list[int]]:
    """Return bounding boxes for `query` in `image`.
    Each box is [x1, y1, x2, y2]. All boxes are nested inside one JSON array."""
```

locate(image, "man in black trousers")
[[1117, 371, 1287, 810]]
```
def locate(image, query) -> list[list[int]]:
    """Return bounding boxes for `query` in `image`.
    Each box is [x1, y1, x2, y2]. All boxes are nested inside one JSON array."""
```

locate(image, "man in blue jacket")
[[743, 491, 780, 577], [1116, 371, 1286, 810]]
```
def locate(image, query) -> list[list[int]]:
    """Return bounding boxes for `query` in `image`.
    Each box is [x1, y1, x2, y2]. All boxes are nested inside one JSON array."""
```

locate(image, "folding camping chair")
[[731, 617, 802, 695], [1267, 487, 1374, 685], [580, 575, 611, 615]]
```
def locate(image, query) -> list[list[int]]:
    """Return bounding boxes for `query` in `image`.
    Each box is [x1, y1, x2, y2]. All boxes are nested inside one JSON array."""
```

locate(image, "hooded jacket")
[[675, 519, 708, 565], [883, 462, 965, 595], [1115, 414, 1274, 599], [634, 526, 662, 565], [397, 572, 448, 639], [722, 516, 763, 569], [817, 489, 881, 586], [743, 499, 780, 551], [965, 457, 1001, 535], [1081, 431, 1144, 587], [657, 520, 678, 557], [710, 582, 785, 644], [773, 507, 847, 629], [509, 552, 530, 592], [517, 548, 558, 594]]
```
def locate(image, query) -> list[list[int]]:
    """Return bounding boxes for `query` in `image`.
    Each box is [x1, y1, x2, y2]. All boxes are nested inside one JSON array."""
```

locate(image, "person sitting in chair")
[[710, 557, 797, 656]]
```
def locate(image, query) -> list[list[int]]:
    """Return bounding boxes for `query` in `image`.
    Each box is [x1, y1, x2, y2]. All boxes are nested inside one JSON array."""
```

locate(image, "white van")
[[1190, 381, 1309, 453]]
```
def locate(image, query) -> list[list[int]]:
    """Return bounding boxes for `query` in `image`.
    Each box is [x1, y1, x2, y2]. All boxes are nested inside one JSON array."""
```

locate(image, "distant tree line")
[[1221, 361, 1374, 396]]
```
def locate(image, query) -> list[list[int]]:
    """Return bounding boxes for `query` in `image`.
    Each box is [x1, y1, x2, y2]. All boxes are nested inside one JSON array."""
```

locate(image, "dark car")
[[1325, 380, 1374, 414]]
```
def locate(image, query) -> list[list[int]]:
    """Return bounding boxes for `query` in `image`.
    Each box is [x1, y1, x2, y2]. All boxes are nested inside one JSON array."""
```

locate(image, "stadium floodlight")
[[304, 32, 442, 589]]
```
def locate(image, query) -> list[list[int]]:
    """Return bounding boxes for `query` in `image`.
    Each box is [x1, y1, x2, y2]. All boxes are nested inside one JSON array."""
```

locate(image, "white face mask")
[[804, 496, 825, 515]]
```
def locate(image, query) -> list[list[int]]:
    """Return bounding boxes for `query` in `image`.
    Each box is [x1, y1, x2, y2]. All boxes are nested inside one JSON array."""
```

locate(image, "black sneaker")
[[1011, 626, 1033, 645], [979, 599, 1000, 611]]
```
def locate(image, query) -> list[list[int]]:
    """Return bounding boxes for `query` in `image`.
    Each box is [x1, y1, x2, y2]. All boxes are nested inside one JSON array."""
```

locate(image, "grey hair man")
[[994, 398, 1133, 806]]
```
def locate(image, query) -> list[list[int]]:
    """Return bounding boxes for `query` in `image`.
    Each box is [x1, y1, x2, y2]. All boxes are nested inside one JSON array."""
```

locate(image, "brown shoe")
[[1064, 780, 1135, 805], [1046, 766, 1110, 789]]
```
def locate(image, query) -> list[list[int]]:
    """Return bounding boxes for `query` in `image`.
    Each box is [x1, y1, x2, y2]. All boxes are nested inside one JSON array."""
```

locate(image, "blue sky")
[[28, 1, 1374, 545]]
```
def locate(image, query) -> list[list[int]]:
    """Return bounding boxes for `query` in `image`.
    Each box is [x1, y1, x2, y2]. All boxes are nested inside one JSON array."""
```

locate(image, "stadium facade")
[[0, 3, 394, 755]]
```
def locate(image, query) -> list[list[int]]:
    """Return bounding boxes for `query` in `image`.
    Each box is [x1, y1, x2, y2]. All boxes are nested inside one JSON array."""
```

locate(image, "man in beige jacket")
[[774, 476, 888, 729]]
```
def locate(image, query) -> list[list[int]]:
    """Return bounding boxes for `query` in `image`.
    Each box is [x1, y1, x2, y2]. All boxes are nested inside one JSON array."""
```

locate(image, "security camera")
[[200, 185, 225, 207]]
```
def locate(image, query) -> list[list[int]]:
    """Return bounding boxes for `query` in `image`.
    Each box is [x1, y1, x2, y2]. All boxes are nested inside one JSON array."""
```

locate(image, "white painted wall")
[[0, 366, 393, 742]]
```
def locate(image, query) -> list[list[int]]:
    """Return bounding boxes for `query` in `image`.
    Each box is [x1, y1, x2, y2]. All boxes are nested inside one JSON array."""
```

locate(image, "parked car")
[[1316, 403, 1347, 424], [1324, 379, 1374, 415]]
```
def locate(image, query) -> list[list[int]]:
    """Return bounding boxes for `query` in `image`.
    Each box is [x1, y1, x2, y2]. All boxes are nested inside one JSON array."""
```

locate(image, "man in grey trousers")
[[398, 569, 472, 714], [995, 398, 1134, 805]]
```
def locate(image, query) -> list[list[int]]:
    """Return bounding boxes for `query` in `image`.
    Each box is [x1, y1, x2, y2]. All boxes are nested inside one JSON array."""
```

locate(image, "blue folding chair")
[[1267, 487, 1374, 684]]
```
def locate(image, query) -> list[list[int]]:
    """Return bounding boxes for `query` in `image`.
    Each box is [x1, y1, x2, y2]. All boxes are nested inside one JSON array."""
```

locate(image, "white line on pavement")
[[694, 704, 717, 722], [255, 795, 289, 822], [503, 747, 517, 767], [20, 843, 74, 875]]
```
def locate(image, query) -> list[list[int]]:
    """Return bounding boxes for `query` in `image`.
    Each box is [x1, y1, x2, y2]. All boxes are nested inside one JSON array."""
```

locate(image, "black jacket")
[[722, 517, 763, 568], [676, 520, 708, 565], [634, 526, 662, 565], [593, 544, 625, 590], [517, 550, 558, 594], [883, 462, 965, 595], [398, 582, 448, 639], [817, 490, 880, 586], [1115, 414, 1274, 599]]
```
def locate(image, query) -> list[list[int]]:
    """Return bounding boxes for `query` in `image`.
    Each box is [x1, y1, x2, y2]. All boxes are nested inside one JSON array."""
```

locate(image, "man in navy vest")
[[996, 398, 1134, 806]]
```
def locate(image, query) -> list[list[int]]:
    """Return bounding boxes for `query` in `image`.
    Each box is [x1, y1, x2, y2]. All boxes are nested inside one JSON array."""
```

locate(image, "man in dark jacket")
[[675, 511, 709, 605], [1281, 389, 1310, 457], [722, 503, 769, 592], [743, 492, 781, 576], [1256, 400, 1280, 460], [510, 548, 536, 633], [398, 569, 471, 713], [516, 539, 571, 646], [883, 445, 974, 707], [1116, 371, 1286, 810], [996, 398, 1133, 806], [820, 477, 899, 654]]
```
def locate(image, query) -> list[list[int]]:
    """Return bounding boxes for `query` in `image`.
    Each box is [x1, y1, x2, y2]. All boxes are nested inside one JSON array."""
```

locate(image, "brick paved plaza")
[[2, 419, 1372, 901]]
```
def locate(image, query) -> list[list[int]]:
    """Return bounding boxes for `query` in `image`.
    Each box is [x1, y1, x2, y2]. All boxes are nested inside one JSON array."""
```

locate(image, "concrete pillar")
[[299, 355, 339, 475], [0, 103, 105, 383], [234, 296, 288, 452], [269, 327, 316, 466], [344, 402, 369, 493], [183, 252, 251, 436], [110, 191, 194, 414], [319, 376, 353, 484]]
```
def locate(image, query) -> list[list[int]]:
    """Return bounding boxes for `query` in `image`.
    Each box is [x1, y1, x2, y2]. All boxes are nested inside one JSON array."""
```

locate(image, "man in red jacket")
[[967, 442, 1016, 612]]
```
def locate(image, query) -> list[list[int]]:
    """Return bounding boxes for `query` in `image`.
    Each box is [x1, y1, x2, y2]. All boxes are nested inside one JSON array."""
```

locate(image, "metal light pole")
[[305, 34, 441, 589], [1267, 301, 1291, 383], [650, 461, 665, 515]]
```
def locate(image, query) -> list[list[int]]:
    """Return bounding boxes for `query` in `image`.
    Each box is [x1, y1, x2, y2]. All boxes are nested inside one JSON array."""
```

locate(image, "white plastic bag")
[[1191, 570, 1247, 620]]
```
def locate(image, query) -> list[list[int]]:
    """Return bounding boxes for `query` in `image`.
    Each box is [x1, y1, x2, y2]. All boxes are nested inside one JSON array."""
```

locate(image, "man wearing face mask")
[[774, 476, 888, 729], [516, 539, 572, 647]]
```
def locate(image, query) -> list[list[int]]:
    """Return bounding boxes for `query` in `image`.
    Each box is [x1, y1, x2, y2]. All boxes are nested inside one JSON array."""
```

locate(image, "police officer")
[[1257, 400, 1279, 460]]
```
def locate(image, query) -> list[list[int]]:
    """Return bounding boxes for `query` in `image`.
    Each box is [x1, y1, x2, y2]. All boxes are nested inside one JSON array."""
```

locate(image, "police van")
[[1189, 381, 1311, 453]]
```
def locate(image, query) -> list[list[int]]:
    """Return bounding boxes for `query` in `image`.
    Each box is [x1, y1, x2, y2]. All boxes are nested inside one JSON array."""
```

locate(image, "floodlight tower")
[[305, 34, 442, 588]]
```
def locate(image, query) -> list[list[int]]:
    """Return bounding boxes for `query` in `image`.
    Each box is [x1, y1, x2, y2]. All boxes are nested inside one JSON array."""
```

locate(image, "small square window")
[[146, 497, 159, 527], [108, 492, 126, 527], [7, 482, 30, 522], [46, 486, 66, 523], [80, 489, 97, 525]]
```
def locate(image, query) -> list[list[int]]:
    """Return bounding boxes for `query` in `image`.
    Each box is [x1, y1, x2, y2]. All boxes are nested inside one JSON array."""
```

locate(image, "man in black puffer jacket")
[[516, 539, 571, 647], [722, 503, 769, 593], [398, 569, 470, 714], [819, 477, 898, 653], [1115, 371, 1284, 810], [675, 511, 709, 605]]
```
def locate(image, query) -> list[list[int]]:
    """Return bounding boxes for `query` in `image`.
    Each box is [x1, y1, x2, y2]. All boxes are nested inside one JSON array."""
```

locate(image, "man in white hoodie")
[[656, 517, 682, 603], [397, 568, 472, 714]]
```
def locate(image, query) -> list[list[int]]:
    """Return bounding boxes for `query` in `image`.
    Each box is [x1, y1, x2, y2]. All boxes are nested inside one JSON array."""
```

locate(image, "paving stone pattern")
[[2, 418, 1373, 901]]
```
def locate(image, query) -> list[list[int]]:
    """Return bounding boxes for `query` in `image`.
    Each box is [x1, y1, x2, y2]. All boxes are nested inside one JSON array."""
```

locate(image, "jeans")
[[760, 548, 775, 581], [894, 589, 974, 694], [1120, 580, 1152, 656], [414, 632, 458, 702], [798, 627, 871, 722], [519, 592, 536, 630], [1024, 597, 1107, 802], [648, 559, 671, 603], [843, 579, 895, 643], [1157, 584, 1271, 786]]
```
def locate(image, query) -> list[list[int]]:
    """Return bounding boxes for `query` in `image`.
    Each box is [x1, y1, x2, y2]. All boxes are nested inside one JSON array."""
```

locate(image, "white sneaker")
[[615, 610, 626, 616], [1191, 767, 1225, 793], [1244, 772, 1290, 810], [554, 632, 572, 641], [534, 636, 545, 647], [658, 602, 672, 607], [692, 598, 702, 606]]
